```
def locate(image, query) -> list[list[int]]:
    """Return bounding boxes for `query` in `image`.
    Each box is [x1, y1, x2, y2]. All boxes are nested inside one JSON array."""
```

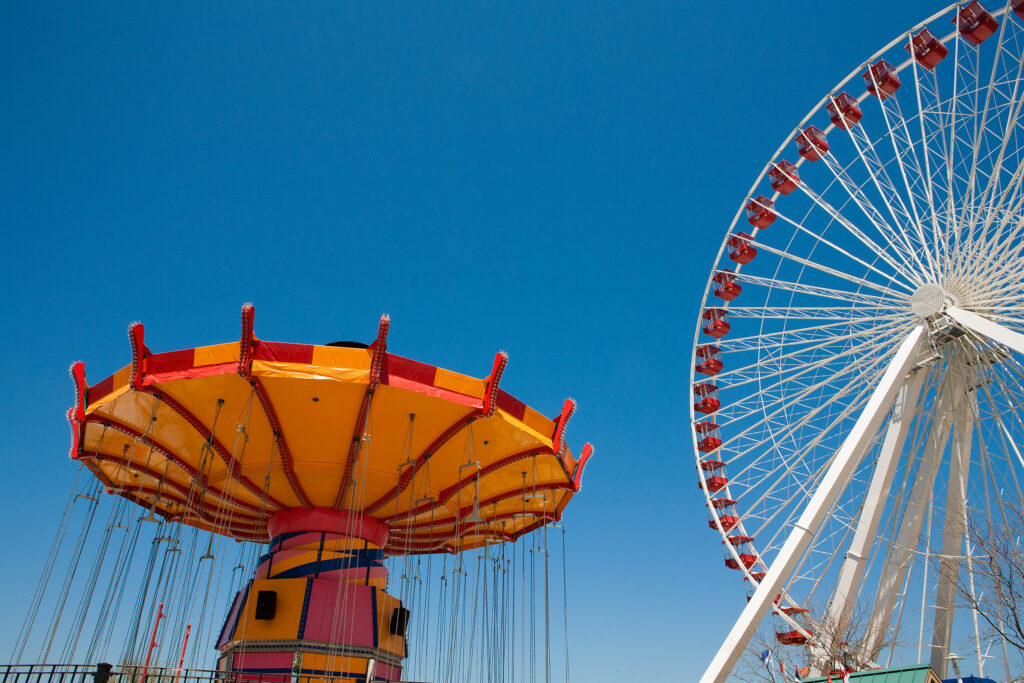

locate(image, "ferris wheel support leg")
[[699, 326, 926, 683], [861, 376, 958, 662], [817, 369, 926, 670], [946, 306, 1024, 356], [930, 397, 974, 678]]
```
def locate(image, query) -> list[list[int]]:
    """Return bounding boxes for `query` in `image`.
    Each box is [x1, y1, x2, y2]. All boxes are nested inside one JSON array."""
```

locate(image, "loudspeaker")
[[255, 590, 277, 620], [389, 606, 411, 636]]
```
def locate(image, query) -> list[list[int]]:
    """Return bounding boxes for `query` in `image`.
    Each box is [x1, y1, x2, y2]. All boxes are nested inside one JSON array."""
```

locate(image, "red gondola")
[[707, 497, 739, 531], [702, 308, 731, 338], [713, 270, 741, 301], [796, 126, 829, 161], [743, 574, 768, 593], [695, 422, 723, 454], [745, 195, 776, 228], [906, 28, 948, 70], [769, 160, 800, 195], [863, 59, 901, 99], [727, 232, 757, 265], [1014, 0, 1024, 20], [698, 458, 728, 491], [827, 92, 863, 129], [724, 535, 757, 570], [954, 1, 999, 46], [695, 344, 723, 377], [774, 606, 813, 645], [693, 382, 721, 415]]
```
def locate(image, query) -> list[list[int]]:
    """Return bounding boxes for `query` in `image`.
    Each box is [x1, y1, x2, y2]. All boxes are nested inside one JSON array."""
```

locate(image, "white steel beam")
[[930, 396, 974, 678], [946, 306, 1024, 355], [821, 369, 926, 662], [861, 376, 958, 660], [700, 326, 926, 683]]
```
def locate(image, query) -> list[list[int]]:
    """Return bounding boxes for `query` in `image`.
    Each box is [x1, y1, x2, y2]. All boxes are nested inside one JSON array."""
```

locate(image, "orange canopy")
[[68, 305, 592, 554]]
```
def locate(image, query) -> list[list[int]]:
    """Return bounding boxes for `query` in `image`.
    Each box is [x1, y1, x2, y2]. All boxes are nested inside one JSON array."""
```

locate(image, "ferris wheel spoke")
[[873, 82, 944, 278], [961, 230, 1024, 289], [955, 20, 1010, 231], [828, 102, 935, 280], [923, 29, 971, 263], [776, 499, 858, 638], [716, 318, 884, 352], [976, 357, 1024, 488], [747, 238, 911, 297], [958, 158, 1024, 285], [915, 58, 960, 269], [779, 178, 923, 285], [700, 327, 925, 683], [726, 306, 903, 321], [959, 56, 1024, 251], [724, 342, 901, 483], [954, 78, 1024, 277], [945, 32, 985, 258], [713, 319, 909, 388], [730, 272, 904, 308], [909, 56, 953, 271], [715, 326, 908, 413], [738, 385, 875, 544]]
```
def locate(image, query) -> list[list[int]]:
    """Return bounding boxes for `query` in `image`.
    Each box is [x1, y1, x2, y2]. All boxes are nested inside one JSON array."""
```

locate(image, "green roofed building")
[[802, 664, 942, 683]]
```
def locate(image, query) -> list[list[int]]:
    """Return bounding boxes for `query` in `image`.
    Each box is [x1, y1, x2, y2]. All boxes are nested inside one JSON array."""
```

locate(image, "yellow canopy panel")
[[67, 305, 592, 554]]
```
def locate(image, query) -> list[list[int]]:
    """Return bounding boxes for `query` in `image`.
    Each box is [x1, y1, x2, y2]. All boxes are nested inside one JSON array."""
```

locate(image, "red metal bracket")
[[482, 351, 508, 416]]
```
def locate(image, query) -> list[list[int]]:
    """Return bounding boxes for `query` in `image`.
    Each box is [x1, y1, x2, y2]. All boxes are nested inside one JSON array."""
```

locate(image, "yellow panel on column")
[[231, 578, 309, 641]]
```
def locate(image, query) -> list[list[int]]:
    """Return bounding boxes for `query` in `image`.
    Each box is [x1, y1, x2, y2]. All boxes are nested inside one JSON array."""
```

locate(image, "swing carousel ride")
[[694, 1, 1024, 681], [9, 304, 591, 683]]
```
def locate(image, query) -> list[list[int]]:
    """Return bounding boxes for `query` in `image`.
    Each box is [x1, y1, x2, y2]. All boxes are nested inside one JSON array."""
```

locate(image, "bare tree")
[[941, 505, 1024, 680], [732, 602, 895, 681]]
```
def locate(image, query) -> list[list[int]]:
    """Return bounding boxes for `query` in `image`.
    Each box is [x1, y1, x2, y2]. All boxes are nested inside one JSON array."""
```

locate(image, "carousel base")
[[217, 641, 404, 682], [216, 577, 408, 683], [215, 510, 409, 683]]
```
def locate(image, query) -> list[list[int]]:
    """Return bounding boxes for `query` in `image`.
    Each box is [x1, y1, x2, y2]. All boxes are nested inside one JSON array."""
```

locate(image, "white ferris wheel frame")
[[692, 2, 1024, 680]]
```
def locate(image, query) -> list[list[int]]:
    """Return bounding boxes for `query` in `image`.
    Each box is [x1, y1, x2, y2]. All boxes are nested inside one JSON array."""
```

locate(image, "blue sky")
[[0, 1, 951, 679]]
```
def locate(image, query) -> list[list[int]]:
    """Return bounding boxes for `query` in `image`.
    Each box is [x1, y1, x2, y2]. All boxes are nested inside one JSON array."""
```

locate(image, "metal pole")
[[173, 624, 191, 683], [140, 603, 166, 683]]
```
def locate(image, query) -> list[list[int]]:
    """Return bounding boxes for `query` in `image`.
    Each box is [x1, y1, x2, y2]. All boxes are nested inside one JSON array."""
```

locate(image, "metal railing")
[[1, 665, 428, 683]]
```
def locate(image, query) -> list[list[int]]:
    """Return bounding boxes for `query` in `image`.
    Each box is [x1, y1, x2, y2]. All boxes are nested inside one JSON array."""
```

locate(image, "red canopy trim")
[[364, 351, 508, 515], [237, 306, 313, 509]]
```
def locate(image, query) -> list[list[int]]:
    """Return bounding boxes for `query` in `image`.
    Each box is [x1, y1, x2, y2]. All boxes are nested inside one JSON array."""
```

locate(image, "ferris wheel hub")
[[910, 283, 946, 316]]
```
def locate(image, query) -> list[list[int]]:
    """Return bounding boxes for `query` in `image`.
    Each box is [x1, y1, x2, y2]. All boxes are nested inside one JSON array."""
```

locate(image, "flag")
[[835, 660, 851, 683], [761, 649, 773, 666], [779, 660, 792, 683]]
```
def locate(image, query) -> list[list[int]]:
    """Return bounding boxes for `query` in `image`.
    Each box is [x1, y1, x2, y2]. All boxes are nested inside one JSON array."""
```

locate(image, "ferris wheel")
[[693, 2, 1024, 681]]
